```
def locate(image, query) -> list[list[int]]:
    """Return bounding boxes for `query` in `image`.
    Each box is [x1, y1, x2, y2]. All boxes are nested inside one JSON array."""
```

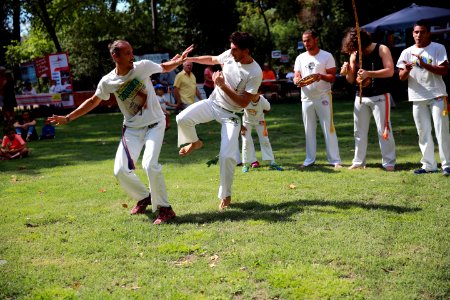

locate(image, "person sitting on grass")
[[14, 110, 38, 142], [1, 126, 29, 160], [240, 94, 283, 172]]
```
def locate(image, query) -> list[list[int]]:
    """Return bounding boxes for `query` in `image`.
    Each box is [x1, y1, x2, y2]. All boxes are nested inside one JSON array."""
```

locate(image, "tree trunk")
[[35, 0, 63, 52], [12, 0, 21, 42]]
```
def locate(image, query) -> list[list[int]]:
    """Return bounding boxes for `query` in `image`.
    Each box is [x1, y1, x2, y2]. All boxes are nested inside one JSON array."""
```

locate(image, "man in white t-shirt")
[[294, 29, 341, 169], [397, 20, 450, 176], [176, 31, 263, 210], [49, 40, 194, 224]]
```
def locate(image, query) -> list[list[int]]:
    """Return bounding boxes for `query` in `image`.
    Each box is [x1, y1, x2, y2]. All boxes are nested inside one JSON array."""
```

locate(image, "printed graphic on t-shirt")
[[412, 56, 432, 68], [247, 109, 257, 116], [116, 78, 148, 116]]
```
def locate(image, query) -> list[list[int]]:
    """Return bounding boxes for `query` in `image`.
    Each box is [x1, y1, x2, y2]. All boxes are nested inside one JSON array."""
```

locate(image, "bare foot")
[[334, 163, 343, 169], [348, 164, 366, 170], [179, 140, 203, 156], [219, 197, 231, 210]]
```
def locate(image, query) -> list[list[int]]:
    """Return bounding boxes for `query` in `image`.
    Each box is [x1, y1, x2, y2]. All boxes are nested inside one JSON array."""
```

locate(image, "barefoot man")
[[176, 31, 262, 209]]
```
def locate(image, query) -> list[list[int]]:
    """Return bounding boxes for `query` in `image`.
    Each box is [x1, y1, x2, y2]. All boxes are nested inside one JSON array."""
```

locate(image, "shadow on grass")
[[169, 199, 421, 225]]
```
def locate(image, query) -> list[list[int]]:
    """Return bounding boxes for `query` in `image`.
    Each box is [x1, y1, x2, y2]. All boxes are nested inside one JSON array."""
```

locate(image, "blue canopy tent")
[[362, 3, 450, 33]]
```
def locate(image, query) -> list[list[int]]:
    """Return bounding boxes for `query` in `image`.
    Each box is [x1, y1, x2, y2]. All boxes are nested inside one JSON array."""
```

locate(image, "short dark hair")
[[414, 19, 430, 32], [303, 29, 318, 39], [229, 31, 255, 52], [108, 40, 129, 57]]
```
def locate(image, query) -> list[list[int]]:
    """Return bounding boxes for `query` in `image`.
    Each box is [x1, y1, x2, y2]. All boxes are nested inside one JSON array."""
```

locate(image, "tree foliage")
[[1, 0, 449, 88]]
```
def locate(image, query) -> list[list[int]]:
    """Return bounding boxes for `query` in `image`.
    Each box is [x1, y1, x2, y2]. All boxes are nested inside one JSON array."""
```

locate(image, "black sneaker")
[[443, 167, 450, 176], [413, 169, 438, 175]]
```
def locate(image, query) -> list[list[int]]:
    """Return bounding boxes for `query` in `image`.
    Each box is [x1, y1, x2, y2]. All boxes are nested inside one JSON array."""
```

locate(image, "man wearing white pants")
[[294, 29, 341, 168], [341, 28, 396, 171], [49, 40, 194, 224], [176, 31, 262, 210], [397, 20, 450, 176]]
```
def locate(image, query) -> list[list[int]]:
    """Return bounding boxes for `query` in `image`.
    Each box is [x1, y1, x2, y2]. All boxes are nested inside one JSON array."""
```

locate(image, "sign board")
[[34, 57, 50, 78], [19, 62, 37, 83], [135, 53, 170, 63], [280, 54, 289, 63], [271, 50, 282, 59]]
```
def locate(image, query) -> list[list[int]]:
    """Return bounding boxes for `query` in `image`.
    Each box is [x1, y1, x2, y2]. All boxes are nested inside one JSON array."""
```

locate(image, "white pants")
[[113, 121, 170, 212], [302, 94, 341, 166], [412, 97, 450, 170], [176, 99, 241, 200], [241, 121, 274, 164], [352, 93, 396, 168]]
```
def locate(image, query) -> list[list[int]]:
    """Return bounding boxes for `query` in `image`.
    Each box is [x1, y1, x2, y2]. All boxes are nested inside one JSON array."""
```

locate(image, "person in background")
[[40, 118, 55, 140], [240, 94, 283, 172], [49, 40, 194, 224], [203, 65, 215, 98], [154, 83, 177, 131], [49, 79, 64, 94], [14, 111, 38, 142], [22, 81, 36, 95], [1, 70, 17, 111], [341, 27, 396, 171], [176, 31, 262, 210], [173, 61, 203, 110], [397, 20, 450, 176], [294, 29, 342, 169], [1, 126, 28, 160], [261, 62, 278, 100], [158, 59, 178, 89]]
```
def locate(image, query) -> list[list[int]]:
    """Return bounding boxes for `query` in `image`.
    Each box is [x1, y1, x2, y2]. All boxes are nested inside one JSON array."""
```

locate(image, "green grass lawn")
[[1, 97, 449, 299]]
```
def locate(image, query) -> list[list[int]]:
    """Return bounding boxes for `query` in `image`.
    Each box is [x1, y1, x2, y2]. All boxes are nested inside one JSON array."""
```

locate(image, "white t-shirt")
[[294, 50, 335, 101], [212, 50, 262, 112], [95, 60, 164, 128], [243, 95, 271, 125], [157, 95, 167, 111], [397, 42, 448, 101]]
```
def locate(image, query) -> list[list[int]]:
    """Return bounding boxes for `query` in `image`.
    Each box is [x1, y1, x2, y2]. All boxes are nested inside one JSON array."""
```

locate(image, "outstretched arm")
[[161, 44, 195, 73], [187, 55, 221, 66], [48, 95, 102, 125]]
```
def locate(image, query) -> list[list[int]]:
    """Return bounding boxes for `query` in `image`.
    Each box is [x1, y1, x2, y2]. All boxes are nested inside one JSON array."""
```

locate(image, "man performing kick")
[[176, 31, 263, 210]]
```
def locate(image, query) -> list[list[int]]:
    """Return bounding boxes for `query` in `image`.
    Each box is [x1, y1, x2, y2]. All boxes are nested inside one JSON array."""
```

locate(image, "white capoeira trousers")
[[352, 93, 396, 168], [412, 97, 450, 171], [302, 94, 341, 166], [176, 99, 241, 200], [241, 122, 274, 164], [113, 121, 170, 212]]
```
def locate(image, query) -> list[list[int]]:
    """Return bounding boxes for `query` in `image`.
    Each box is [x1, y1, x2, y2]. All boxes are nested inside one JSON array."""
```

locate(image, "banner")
[[34, 57, 50, 78], [48, 52, 74, 107], [19, 62, 37, 83], [135, 53, 170, 63]]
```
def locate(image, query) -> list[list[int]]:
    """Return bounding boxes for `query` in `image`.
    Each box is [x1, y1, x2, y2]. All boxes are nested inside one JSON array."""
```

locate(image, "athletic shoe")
[[269, 163, 283, 171], [130, 196, 152, 215], [442, 167, 450, 176], [153, 206, 176, 225], [413, 168, 438, 175], [242, 165, 249, 173], [251, 161, 260, 168]]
